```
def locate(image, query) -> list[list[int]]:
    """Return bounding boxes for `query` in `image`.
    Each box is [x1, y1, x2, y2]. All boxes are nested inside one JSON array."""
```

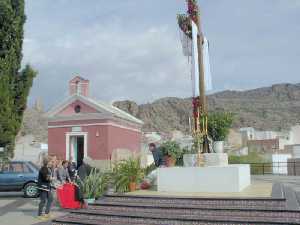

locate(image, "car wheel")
[[24, 182, 38, 198]]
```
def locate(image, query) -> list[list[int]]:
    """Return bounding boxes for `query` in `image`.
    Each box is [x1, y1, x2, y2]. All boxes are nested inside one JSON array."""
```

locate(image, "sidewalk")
[[0, 195, 67, 225]]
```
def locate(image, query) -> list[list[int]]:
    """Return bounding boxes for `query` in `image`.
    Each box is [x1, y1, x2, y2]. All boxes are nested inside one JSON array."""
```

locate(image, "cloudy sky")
[[23, 0, 300, 108]]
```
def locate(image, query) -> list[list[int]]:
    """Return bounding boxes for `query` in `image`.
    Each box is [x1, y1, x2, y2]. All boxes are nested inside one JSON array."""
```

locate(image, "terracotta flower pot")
[[165, 156, 177, 167], [129, 182, 137, 192]]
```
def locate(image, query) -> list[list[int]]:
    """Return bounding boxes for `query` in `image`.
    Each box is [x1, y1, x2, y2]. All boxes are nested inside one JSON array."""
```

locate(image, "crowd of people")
[[36, 144, 161, 220], [37, 156, 91, 220]]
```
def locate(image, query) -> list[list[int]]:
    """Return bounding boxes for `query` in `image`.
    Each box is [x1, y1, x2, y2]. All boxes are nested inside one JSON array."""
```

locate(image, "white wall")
[[14, 135, 48, 164], [293, 145, 300, 158], [290, 125, 300, 145], [272, 154, 292, 174]]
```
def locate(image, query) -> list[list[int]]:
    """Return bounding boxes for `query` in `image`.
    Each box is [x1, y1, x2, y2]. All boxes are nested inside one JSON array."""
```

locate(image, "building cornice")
[[48, 122, 141, 133]]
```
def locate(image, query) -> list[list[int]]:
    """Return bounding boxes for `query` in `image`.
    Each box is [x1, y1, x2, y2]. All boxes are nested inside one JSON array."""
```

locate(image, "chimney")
[[69, 76, 89, 97]]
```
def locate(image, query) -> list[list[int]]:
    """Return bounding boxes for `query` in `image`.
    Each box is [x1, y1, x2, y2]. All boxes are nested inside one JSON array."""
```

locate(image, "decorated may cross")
[[177, 0, 213, 153]]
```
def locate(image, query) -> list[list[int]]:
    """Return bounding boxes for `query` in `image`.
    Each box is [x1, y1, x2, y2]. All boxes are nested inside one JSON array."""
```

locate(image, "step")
[[95, 195, 287, 210], [80, 206, 300, 223], [53, 209, 300, 225]]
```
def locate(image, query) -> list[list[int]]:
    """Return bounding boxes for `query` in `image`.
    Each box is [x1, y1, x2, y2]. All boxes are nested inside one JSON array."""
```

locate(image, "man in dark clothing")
[[140, 143, 165, 190], [77, 158, 92, 181], [68, 158, 77, 182], [149, 143, 165, 167], [37, 158, 53, 219]]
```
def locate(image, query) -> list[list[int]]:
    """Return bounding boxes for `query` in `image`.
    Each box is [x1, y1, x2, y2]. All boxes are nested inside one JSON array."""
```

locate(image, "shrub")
[[160, 141, 184, 160], [229, 152, 271, 175], [112, 157, 144, 193], [208, 112, 234, 141], [77, 168, 110, 199], [144, 163, 156, 176]]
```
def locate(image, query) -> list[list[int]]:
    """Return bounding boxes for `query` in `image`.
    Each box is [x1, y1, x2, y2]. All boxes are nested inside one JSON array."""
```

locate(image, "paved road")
[[0, 192, 66, 225], [253, 175, 300, 191]]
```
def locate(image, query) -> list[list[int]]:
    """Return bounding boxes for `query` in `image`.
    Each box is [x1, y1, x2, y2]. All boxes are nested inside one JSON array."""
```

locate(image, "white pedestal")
[[203, 153, 228, 167], [158, 165, 251, 193]]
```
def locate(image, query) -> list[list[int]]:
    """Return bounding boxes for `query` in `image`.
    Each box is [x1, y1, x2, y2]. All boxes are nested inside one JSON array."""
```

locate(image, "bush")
[[229, 152, 271, 175], [77, 168, 110, 199], [112, 157, 144, 193], [160, 141, 184, 160], [144, 163, 156, 176], [208, 112, 234, 141]]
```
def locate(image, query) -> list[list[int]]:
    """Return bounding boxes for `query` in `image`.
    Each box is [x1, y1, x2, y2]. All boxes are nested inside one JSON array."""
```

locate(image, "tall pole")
[[196, 12, 207, 114], [193, 2, 210, 153]]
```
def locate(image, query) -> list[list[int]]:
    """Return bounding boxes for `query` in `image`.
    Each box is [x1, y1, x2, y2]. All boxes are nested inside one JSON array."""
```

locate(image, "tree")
[[0, 0, 37, 158]]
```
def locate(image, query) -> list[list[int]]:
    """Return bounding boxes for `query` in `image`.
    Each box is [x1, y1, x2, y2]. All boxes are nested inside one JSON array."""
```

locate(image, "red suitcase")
[[57, 183, 82, 209]]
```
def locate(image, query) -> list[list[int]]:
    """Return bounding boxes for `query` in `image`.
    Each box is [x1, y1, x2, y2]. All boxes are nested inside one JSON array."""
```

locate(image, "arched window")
[[74, 105, 81, 113]]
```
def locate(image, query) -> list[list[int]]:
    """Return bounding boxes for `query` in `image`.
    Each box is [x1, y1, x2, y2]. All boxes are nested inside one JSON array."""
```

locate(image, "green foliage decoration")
[[207, 112, 234, 141], [160, 141, 184, 160]]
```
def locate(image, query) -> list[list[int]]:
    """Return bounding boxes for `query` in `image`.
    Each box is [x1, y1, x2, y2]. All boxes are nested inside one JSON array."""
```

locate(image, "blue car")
[[0, 161, 39, 198]]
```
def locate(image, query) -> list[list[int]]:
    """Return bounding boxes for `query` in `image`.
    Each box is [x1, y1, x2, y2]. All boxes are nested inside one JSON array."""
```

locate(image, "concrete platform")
[[128, 180, 272, 198], [158, 164, 251, 193]]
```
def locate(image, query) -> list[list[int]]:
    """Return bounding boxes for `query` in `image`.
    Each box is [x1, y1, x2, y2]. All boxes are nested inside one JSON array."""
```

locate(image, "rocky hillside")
[[114, 83, 300, 133], [19, 83, 300, 141], [20, 105, 47, 142]]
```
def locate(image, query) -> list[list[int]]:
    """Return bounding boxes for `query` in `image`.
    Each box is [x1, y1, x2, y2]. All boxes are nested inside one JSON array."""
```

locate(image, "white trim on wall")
[[49, 122, 141, 133]]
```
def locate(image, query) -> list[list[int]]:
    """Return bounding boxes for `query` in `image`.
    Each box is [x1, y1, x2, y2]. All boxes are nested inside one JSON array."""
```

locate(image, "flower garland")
[[187, 0, 199, 23]]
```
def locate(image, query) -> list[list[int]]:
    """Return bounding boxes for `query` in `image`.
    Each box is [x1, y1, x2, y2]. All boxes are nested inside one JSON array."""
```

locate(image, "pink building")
[[47, 76, 143, 168]]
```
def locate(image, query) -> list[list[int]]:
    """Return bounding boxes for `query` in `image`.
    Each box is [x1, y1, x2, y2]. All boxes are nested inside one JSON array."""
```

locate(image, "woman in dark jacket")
[[37, 158, 54, 219]]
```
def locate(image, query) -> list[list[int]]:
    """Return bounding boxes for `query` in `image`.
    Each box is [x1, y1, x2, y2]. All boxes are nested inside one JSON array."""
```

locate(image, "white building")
[[239, 125, 300, 151], [289, 125, 300, 145]]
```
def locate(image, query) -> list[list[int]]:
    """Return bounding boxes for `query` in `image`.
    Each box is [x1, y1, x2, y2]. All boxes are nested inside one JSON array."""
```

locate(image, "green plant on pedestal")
[[207, 112, 234, 142], [112, 157, 144, 193]]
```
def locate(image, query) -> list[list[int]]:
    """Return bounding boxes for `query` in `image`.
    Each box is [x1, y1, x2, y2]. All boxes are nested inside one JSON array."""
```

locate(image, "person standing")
[[68, 157, 77, 182], [77, 157, 92, 182], [57, 160, 71, 184], [37, 158, 54, 219]]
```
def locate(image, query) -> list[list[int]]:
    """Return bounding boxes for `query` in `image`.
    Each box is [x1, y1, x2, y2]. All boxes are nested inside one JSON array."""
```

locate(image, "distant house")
[[247, 139, 279, 154], [239, 126, 300, 151], [46, 76, 143, 168]]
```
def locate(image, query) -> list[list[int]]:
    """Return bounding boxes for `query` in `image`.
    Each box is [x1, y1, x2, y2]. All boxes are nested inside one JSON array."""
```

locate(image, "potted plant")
[[77, 168, 110, 204], [160, 141, 183, 167], [208, 112, 234, 153], [113, 157, 144, 193]]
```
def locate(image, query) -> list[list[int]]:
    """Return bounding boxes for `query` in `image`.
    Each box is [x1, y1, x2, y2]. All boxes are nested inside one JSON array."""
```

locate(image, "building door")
[[76, 136, 84, 168], [67, 132, 87, 166], [69, 135, 85, 168]]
